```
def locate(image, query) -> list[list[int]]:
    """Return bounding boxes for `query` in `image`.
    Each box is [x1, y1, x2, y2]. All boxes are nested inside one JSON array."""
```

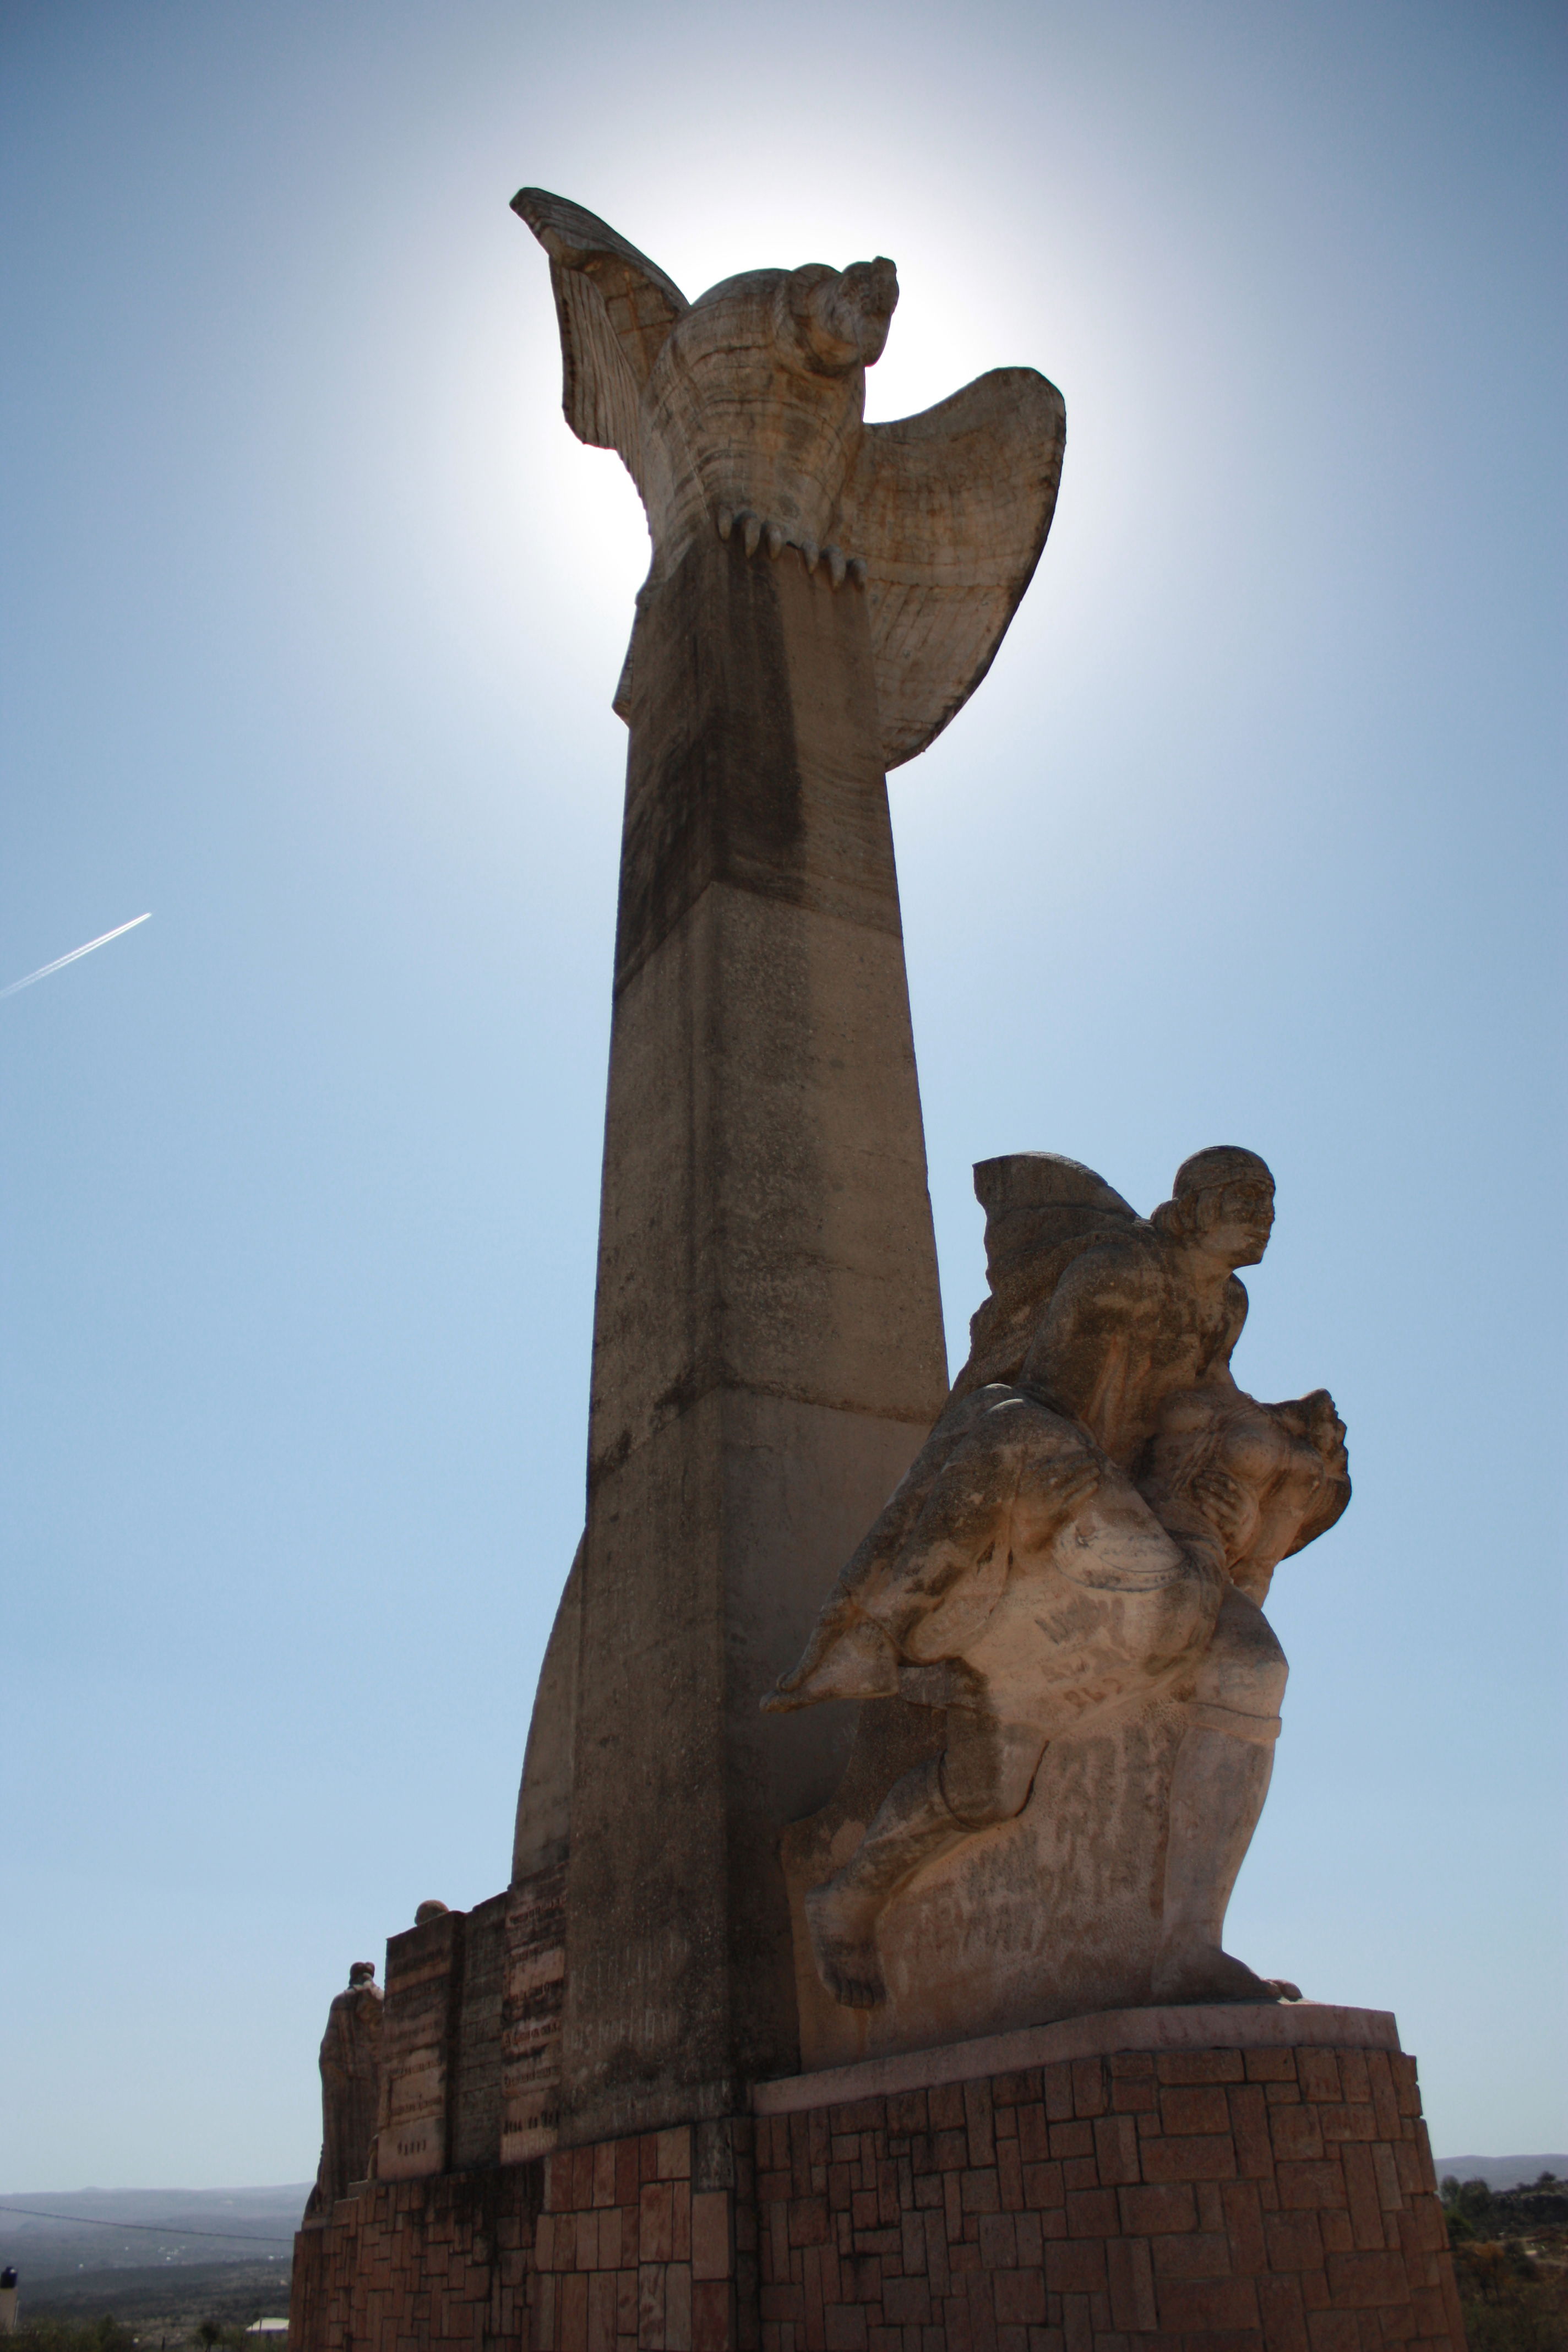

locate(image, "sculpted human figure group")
[[767, 1146, 1349, 2014]]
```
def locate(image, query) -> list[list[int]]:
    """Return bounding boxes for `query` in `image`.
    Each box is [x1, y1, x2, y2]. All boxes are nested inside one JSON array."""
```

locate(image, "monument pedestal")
[[290, 2005, 1464, 2351]]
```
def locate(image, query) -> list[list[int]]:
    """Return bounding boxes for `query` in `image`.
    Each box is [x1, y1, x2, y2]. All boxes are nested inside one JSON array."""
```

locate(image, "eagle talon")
[[847, 556, 867, 587], [765, 520, 786, 558], [738, 510, 762, 559], [715, 505, 734, 542], [825, 545, 846, 588], [799, 540, 819, 574]]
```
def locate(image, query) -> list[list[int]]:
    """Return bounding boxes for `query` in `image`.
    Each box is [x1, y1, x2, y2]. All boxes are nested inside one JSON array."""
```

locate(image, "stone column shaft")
[[557, 531, 947, 2139]]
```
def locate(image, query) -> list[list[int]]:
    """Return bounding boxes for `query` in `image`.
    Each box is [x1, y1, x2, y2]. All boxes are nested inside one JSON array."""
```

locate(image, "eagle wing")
[[954, 1154, 1141, 1397], [511, 188, 688, 496], [832, 367, 1066, 770]]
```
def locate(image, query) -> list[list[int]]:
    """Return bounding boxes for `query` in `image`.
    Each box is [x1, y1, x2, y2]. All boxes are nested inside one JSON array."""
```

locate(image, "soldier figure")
[[305, 1961, 383, 2213]]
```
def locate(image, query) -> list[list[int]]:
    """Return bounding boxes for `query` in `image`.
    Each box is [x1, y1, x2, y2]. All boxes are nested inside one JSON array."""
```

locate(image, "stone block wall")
[[530, 2119, 745, 2352], [290, 2032, 1463, 2352], [290, 2165, 543, 2349], [291, 2119, 749, 2352], [750, 2044, 1462, 2352]]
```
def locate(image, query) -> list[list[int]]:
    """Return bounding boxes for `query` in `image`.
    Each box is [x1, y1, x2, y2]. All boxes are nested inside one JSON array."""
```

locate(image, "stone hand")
[[1186, 1464, 1253, 1553]]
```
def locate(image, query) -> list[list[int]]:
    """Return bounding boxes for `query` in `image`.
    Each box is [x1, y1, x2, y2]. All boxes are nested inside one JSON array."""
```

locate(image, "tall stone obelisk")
[[508, 191, 1065, 2143], [559, 527, 947, 2138]]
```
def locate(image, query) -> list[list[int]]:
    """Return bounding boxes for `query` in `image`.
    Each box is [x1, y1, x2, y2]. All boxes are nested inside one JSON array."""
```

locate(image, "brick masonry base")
[[288, 2038, 1464, 2352]]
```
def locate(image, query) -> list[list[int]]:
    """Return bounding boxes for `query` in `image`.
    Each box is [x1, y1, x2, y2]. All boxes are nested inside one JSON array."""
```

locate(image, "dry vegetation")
[[1442, 2173, 1568, 2351]]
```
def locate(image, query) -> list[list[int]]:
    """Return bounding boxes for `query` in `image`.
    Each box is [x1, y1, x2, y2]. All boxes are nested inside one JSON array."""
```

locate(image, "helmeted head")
[[347, 1961, 377, 1988], [1151, 1146, 1275, 1266]]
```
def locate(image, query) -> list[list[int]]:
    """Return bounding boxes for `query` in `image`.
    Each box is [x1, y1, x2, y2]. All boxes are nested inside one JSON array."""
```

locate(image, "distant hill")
[[1433, 2155, 1568, 2192], [0, 2184, 310, 2286], [18, 2256, 293, 2334]]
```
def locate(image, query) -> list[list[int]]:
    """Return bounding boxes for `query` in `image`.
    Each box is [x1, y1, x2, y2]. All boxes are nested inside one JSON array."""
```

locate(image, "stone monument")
[[289, 193, 1463, 2352]]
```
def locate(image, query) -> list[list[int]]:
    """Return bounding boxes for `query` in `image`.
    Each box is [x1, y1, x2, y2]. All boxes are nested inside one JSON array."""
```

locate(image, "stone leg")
[[806, 1710, 1045, 2011], [1152, 1586, 1295, 2003]]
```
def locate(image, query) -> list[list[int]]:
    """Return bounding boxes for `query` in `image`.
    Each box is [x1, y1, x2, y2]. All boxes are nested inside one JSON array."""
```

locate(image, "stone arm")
[[1134, 1380, 1276, 1558], [1023, 1246, 1254, 1453], [1019, 1239, 1154, 1439], [1134, 1425, 1250, 1591]]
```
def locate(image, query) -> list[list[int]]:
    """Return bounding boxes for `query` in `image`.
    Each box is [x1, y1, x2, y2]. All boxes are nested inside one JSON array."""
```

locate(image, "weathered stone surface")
[[502, 1863, 568, 2165], [770, 1150, 1351, 2063], [558, 538, 948, 2139], [375, 1908, 463, 2181], [511, 1540, 580, 1885], [449, 1892, 507, 2173], [305, 1962, 383, 2213]]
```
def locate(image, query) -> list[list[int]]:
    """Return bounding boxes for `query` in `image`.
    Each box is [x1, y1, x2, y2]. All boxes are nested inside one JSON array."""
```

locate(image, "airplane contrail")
[[0, 912, 152, 999]]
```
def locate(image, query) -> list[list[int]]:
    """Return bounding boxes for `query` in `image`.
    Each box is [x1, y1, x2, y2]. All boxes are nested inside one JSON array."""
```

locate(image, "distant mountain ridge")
[[4, 2168, 1565, 2288], [0, 2185, 311, 2285], [1432, 2155, 1567, 2191], [0, 2186, 309, 2212]]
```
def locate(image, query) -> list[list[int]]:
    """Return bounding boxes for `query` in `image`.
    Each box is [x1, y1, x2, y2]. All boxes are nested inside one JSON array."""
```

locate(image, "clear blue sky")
[[2, 0, 1561, 2190]]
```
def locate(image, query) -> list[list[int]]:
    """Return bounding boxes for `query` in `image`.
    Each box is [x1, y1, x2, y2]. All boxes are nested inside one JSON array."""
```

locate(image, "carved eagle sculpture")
[[514, 188, 1066, 770]]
